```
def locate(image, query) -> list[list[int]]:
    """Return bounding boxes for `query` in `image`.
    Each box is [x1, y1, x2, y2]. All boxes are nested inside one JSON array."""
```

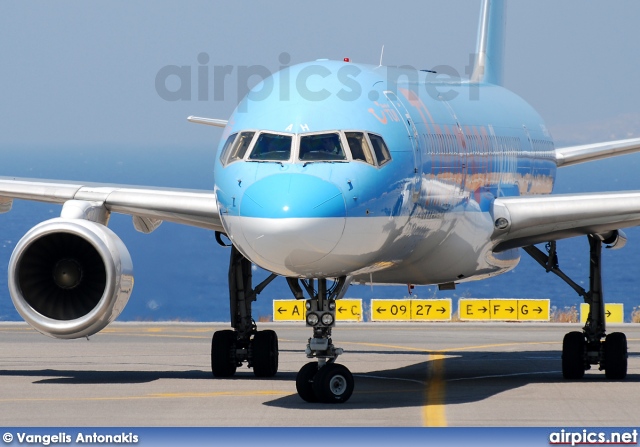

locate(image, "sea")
[[1, 145, 640, 322]]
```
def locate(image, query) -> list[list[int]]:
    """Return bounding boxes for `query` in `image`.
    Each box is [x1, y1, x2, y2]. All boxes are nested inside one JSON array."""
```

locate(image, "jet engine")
[[8, 218, 134, 339], [600, 229, 627, 250]]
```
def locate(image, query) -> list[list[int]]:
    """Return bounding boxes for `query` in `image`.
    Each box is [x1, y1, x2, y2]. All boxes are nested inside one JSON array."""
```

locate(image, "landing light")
[[494, 217, 509, 230], [321, 313, 334, 326], [306, 313, 319, 326]]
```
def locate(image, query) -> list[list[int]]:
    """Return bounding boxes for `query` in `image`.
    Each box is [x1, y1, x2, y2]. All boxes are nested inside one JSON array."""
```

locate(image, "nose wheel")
[[296, 362, 319, 402], [296, 361, 354, 403], [313, 363, 354, 403]]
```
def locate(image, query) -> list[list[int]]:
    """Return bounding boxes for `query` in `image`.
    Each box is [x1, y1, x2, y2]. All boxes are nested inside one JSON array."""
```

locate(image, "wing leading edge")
[[504, 137, 640, 252], [0, 177, 223, 233], [555, 137, 640, 167], [491, 191, 640, 252]]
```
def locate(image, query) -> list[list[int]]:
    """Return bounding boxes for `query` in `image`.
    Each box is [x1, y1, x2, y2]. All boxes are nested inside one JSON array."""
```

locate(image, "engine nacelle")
[[600, 229, 628, 250], [8, 218, 134, 339]]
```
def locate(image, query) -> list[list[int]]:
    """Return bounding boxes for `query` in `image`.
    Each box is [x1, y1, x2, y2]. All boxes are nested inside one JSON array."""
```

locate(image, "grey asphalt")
[[1, 322, 638, 427]]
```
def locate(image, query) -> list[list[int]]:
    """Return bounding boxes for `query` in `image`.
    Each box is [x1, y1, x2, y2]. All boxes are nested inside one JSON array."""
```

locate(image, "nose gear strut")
[[288, 276, 355, 403]]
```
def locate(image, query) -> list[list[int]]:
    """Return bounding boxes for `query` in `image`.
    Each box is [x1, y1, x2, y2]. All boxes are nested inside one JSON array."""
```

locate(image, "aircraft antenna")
[[378, 45, 385, 67]]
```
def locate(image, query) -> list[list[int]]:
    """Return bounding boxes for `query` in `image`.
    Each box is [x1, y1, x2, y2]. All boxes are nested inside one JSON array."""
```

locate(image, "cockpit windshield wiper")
[[303, 160, 346, 167], [248, 160, 284, 167]]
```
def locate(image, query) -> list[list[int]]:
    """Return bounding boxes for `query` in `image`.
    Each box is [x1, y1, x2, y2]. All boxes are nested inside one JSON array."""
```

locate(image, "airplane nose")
[[237, 174, 346, 272]]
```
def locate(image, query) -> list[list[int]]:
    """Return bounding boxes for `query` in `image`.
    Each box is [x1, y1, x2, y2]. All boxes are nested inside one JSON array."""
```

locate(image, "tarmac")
[[1, 322, 639, 427]]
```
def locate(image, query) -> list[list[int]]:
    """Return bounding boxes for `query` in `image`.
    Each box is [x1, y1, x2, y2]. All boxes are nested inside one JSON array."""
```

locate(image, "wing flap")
[[492, 191, 640, 251], [0, 177, 224, 232]]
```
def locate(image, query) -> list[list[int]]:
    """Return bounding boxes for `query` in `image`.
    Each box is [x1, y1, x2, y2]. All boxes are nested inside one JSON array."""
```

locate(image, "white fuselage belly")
[[222, 202, 519, 285]]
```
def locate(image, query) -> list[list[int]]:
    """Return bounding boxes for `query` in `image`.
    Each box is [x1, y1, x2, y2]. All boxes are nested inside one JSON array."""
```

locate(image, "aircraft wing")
[[555, 137, 640, 167], [492, 191, 640, 252], [0, 176, 223, 233]]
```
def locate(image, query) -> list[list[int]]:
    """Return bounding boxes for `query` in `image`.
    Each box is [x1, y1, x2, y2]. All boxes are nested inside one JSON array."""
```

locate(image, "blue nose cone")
[[234, 174, 347, 274], [241, 174, 346, 219]]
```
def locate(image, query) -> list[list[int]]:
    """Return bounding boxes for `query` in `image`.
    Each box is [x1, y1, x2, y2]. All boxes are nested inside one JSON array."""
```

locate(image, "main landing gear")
[[289, 276, 355, 403], [524, 234, 628, 380], [210, 246, 279, 378]]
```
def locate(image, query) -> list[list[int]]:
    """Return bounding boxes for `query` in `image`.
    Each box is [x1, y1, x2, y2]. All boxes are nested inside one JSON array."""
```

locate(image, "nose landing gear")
[[290, 277, 355, 403]]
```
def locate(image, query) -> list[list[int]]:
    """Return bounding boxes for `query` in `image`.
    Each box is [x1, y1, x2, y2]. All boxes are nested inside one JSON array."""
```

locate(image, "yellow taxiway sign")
[[371, 299, 411, 321], [458, 298, 549, 321], [371, 299, 451, 322], [410, 299, 452, 321], [272, 300, 306, 322], [272, 299, 363, 322], [579, 303, 624, 324], [335, 299, 363, 322]]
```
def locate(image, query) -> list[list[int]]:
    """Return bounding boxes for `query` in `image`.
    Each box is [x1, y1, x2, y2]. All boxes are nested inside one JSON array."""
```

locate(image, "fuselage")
[[214, 60, 556, 286]]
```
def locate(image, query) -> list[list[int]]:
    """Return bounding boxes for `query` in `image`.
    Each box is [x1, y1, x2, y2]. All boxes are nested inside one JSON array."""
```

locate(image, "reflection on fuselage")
[[213, 61, 557, 285]]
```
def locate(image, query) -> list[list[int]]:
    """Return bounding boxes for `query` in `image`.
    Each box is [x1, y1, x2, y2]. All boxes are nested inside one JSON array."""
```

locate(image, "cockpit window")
[[225, 131, 255, 165], [299, 133, 347, 162], [219, 130, 391, 167], [248, 133, 292, 161], [219, 133, 238, 165], [368, 133, 392, 166], [345, 132, 374, 165]]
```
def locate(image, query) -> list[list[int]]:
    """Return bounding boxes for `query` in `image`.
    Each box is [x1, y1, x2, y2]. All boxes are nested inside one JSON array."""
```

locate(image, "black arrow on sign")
[[438, 307, 446, 314], [479, 306, 488, 313], [506, 307, 515, 313], [376, 307, 387, 313], [606, 310, 612, 317], [534, 307, 543, 314], [338, 307, 346, 314], [277, 307, 286, 314]]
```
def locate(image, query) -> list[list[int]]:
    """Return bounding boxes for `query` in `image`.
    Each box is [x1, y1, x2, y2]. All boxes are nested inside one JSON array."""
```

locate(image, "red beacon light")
[[343, 57, 350, 62]]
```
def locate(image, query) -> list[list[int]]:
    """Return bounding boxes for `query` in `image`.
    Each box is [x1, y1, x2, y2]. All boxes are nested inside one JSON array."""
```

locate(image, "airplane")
[[2, 0, 640, 404]]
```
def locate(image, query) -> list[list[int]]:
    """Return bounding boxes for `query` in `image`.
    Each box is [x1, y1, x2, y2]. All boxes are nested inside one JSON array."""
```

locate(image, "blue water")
[[1, 146, 639, 322]]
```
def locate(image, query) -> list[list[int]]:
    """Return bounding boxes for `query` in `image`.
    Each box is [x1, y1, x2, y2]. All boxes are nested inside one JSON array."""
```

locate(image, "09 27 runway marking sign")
[[371, 299, 411, 321], [410, 299, 451, 321], [371, 299, 451, 322]]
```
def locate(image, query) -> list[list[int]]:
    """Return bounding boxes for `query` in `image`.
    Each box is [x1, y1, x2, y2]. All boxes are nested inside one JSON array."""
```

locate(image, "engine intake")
[[9, 218, 134, 339]]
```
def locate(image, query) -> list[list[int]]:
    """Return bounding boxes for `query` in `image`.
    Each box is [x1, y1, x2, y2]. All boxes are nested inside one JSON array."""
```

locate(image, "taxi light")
[[328, 301, 336, 311], [321, 313, 334, 325], [306, 313, 319, 326], [305, 301, 312, 311]]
